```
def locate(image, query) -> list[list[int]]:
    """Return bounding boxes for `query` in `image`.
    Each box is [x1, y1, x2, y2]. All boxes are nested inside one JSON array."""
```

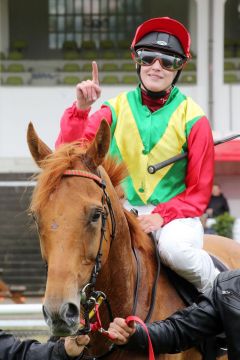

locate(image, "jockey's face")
[[212, 184, 221, 196], [140, 58, 177, 93]]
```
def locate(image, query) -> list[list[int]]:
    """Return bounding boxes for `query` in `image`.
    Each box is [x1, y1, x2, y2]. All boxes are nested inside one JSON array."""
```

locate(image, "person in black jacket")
[[203, 183, 230, 234], [0, 331, 89, 360], [206, 183, 230, 218], [108, 269, 240, 360]]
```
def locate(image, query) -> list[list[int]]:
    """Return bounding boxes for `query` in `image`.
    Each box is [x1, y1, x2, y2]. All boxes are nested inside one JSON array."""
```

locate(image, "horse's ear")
[[86, 119, 110, 167], [27, 122, 52, 167]]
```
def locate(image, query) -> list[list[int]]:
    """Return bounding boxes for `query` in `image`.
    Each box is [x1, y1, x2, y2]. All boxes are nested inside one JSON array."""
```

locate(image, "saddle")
[[163, 255, 228, 360], [164, 255, 228, 305]]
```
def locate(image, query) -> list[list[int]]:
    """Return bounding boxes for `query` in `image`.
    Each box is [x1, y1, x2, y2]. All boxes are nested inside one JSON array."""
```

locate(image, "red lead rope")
[[81, 303, 155, 360], [125, 315, 155, 360]]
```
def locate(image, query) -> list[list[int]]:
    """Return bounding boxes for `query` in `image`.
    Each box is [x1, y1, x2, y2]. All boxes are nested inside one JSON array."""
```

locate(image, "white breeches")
[[124, 202, 217, 292]]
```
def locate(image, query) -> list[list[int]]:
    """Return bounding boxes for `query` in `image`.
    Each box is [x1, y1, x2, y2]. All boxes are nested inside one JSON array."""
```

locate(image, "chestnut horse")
[[27, 120, 240, 360]]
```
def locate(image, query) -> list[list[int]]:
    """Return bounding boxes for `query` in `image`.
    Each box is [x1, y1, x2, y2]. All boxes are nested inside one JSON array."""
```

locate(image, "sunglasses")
[[133, 49, 186, 71]]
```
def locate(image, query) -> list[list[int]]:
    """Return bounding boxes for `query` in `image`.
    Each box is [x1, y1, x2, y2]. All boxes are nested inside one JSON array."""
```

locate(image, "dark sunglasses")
[[133, 49, 186, 71]]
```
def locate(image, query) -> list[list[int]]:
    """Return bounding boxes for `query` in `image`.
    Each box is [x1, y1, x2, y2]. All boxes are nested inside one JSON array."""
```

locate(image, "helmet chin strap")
[[136, 64, 182, 99]]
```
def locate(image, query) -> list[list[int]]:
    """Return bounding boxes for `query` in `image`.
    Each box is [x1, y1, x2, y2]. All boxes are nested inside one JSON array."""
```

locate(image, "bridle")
[[64, 169, 116, 288], [63, 169, 116, 335], [63, 168, 161, 326]]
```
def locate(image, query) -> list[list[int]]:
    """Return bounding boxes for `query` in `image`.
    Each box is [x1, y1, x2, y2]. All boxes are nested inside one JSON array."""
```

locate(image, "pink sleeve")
[[55, 103, 112, 148], [152, 116, 214, 225]]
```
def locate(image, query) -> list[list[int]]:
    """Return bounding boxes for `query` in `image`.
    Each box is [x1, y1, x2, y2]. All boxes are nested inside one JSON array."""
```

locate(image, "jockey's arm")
[[152, 117, 214, 225], [55, 62, 113, 148], [55, 104, 112, 147]]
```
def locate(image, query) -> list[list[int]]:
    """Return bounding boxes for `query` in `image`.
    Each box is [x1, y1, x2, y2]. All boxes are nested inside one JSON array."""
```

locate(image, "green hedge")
[[212, 212, 235, 238]]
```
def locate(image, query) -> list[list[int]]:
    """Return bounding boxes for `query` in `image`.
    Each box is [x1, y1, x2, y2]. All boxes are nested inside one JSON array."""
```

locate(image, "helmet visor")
[[133, 49, 186, 71]]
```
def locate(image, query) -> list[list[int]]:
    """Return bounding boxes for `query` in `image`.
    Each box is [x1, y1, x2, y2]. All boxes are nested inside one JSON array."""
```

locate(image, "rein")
[[129, 209, 161, 322], [131, 225, 161, 323]]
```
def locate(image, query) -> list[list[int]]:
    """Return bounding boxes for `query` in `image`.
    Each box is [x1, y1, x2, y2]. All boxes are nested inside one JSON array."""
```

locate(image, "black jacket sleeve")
[[126, 296, 222, 355], [122, 270, 240, 360], [0, 331, 79, 360]]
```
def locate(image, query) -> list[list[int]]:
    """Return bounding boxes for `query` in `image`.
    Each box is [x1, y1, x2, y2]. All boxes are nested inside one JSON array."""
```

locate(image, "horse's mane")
[[102, 156, 128, 188], [100, 159, 151, 250], [123, 209, 154, 252]]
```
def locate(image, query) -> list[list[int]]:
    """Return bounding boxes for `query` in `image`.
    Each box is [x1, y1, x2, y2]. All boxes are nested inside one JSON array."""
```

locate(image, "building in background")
[[0, 0, 240, 217]]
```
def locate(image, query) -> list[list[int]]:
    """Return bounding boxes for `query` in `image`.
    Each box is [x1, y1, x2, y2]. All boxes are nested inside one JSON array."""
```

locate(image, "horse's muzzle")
[[42, 302, 80, 336]]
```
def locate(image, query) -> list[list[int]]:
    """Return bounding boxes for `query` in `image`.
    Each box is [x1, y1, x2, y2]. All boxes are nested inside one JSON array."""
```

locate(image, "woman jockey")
[[55, 17, 217, 292]]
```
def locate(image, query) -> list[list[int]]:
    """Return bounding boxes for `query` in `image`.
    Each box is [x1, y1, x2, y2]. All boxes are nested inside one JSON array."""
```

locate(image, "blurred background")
[[0, 0, 240, 339]]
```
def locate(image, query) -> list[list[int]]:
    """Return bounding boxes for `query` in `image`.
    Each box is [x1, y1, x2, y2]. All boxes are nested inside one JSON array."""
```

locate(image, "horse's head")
[[27, 120, 126, 336]]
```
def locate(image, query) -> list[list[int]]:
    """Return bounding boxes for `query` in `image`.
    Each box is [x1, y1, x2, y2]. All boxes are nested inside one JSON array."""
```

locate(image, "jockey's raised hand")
[[76, 61, 101, 110]]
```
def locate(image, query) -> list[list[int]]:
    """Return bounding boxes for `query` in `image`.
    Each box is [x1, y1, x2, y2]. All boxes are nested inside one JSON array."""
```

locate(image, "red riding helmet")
[[131, 17, 191, 59]]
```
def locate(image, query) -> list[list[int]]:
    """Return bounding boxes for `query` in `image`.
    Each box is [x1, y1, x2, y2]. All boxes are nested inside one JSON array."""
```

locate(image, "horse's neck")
[[97, 208, 157, 319]]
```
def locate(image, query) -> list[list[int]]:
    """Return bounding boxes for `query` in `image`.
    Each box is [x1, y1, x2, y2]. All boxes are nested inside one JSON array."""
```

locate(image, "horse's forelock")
[[30, 143, 127, 214], [30, 141, 89, 213]]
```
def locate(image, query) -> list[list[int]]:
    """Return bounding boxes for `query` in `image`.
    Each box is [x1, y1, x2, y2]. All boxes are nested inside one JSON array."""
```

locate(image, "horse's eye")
[[91, 209, 102, 223]]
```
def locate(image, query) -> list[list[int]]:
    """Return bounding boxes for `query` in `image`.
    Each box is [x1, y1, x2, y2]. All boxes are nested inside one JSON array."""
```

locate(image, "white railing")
[[0, 320, 47, 328], [0, 304, 47, 329], [0, 304, 42, 314], [0, 181, 36, 187]]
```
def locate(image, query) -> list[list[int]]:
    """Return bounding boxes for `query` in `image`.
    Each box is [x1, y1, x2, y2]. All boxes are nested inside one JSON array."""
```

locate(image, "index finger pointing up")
[[92, 61, 99, 85]]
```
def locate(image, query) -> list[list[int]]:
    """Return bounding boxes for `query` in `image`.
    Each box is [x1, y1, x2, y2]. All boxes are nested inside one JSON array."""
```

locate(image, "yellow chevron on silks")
[[185, 97, 205, 122], [144, 98, 205, 201], [115, 119, 150, 203], [106, 91, 124, 114], [151, 97, 205, 165], [114, 95, 205, 203], [112, 98, 169, 203]]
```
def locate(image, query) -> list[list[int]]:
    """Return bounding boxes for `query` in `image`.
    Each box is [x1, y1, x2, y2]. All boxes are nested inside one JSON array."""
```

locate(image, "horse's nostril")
[[42, 305, 53, 327], [67, 303, 79, 318], [60, 302, 79, 323], [42, 305, 49, 318]]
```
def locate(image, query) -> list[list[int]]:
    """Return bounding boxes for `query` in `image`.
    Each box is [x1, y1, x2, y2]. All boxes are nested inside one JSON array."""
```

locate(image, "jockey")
[[56, 17, 217, 292]]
